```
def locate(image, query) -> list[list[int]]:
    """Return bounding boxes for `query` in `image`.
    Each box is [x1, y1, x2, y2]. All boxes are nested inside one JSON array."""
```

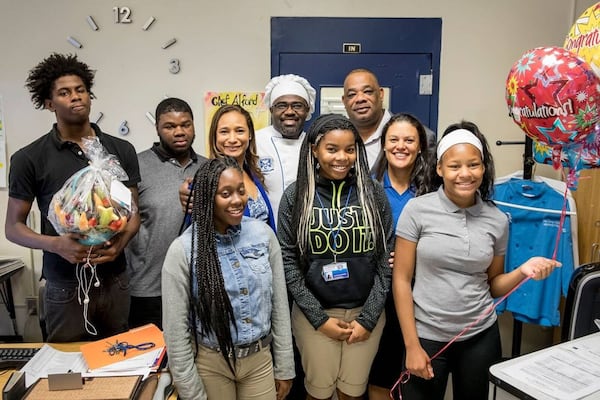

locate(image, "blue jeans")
[[44, 271, 130, 342], [401, 321, 501, 400]]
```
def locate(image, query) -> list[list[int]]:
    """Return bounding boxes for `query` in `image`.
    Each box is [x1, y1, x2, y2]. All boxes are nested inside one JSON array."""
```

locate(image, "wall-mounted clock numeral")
[[142, 17, 156, 31], [93, 112, 104, 124], [113, 7, 132, 24], [119, 121, 130, 135], [146, 112, 156, 124], [67, 36, 83, 48], [87, 16, 99, 31], [70, 8, 182, 133], [169, 59, 181, 74]]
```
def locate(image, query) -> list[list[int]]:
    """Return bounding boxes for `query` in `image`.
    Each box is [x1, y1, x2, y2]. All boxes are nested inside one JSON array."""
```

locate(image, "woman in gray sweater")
[[162, 157, 294, 400]]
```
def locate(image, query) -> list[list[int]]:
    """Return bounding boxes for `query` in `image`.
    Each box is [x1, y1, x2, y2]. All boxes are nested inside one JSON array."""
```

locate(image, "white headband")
[[436, 129, 484, 161], [270, 81, 309, 106]]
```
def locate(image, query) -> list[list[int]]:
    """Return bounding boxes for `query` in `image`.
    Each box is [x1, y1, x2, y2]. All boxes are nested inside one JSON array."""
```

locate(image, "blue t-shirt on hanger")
[[493, 178, 575, 326]]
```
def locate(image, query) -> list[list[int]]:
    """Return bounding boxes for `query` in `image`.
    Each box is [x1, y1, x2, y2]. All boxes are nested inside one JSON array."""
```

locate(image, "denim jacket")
[[185, 220, 273, 346], [163, 217, 294, 400]]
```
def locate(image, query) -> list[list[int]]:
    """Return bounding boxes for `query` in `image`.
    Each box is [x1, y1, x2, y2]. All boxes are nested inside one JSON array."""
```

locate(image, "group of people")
[[5, 52, 561, 400]]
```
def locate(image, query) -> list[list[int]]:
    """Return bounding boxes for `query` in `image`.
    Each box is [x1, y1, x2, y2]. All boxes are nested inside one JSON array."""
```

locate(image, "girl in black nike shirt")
[[277, 114, 394, 400]]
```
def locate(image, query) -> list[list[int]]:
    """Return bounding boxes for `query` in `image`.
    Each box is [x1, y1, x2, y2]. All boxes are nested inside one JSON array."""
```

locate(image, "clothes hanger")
[[493, 200, 576, 216]]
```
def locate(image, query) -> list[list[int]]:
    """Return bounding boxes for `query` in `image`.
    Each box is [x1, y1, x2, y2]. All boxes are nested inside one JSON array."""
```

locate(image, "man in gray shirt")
[[125, 97, 206, 329]]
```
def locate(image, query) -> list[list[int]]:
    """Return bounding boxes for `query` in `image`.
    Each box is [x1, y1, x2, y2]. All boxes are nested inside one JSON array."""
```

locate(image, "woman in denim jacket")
[[162, 157, 294, 400]]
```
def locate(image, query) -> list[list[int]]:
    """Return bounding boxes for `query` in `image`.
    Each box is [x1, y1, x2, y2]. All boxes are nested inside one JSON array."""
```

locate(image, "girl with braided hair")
[[162, 157, 294, 400], [277, 114, 394, 400]]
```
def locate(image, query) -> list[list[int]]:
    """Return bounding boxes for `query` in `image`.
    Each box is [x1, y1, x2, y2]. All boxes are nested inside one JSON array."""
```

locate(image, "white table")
[[489, 332, 600, 400]]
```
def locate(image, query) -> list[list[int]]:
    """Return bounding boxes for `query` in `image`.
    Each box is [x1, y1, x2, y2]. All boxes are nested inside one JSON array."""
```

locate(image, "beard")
[[276, 121, 303, 139]]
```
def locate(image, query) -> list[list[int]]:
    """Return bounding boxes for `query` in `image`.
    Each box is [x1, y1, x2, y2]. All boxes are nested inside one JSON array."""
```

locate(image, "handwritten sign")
[[203, 91, 269, 148]]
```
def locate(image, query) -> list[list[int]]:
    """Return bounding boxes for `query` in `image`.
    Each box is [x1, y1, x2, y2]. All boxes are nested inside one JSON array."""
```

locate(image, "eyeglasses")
[[272, 102, 307, 112]]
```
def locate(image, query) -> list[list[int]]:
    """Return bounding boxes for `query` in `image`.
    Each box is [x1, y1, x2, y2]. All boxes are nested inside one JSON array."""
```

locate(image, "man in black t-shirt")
[[5, 53, 141, 342]]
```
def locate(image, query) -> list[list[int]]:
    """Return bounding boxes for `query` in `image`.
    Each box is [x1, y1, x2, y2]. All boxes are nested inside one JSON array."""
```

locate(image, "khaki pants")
[[195, 344, 276, 400], [292, 304, 385, 399]]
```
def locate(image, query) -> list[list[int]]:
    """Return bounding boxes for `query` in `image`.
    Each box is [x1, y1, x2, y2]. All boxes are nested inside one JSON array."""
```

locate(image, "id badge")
[[322, 262, 349, 282]]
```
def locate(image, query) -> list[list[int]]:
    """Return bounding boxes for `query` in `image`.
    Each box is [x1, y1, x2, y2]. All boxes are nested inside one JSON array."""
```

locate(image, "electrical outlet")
[[26, 297, 38, 316]]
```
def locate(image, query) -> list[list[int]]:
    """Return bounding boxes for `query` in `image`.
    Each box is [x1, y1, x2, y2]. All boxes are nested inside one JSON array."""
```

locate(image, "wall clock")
[[66, 6, 178, 135]]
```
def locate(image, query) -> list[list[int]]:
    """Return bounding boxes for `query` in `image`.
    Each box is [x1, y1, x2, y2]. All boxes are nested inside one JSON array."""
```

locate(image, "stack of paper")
[[21, 345, 88, 387], [80, 323, 166, 376], [20, 324, 166, 388]]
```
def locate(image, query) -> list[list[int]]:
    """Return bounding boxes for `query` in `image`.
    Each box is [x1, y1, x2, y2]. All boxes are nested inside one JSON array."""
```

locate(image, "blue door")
[[271, 17, 442, 131]]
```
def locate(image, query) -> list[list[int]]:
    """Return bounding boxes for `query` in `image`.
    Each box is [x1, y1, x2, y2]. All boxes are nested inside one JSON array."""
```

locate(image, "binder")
[[80, 323, 165, 370], [2, 371, 26, 400]]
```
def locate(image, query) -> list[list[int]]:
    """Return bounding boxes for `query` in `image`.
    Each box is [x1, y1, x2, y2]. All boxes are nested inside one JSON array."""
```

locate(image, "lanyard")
[[315, 185, 353, 263]]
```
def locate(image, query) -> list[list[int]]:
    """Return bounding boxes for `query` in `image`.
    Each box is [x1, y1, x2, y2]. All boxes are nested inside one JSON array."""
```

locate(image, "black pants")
[[401, 321, 501, 400], [129, 295, 162, 330], [45, 272, 130, 342]]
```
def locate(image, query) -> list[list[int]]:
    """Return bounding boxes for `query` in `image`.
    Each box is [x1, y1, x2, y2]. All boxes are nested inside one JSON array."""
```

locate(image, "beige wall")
[[0, 0, 595, 336]]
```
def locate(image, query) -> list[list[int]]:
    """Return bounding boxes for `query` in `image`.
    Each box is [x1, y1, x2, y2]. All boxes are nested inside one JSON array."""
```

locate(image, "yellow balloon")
[[565, 2, 600, 76]]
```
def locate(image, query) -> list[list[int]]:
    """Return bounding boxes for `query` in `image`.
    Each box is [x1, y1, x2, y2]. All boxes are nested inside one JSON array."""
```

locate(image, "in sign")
[[343, 43, 361, 53]]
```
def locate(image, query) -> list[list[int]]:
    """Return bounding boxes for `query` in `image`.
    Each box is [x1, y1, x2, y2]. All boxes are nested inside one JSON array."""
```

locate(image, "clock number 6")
[[169, 59, 181, 74], [113, 6, 132, 24], [119, 121, 130, 135]]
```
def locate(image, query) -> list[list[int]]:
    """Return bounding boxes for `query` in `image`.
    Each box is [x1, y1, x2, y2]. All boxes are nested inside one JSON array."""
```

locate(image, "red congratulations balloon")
[[506, 46, 600, 146]]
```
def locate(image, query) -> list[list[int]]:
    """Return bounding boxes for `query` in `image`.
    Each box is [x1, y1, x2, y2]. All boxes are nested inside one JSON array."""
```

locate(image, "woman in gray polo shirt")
[[392, 121, 560, 400]]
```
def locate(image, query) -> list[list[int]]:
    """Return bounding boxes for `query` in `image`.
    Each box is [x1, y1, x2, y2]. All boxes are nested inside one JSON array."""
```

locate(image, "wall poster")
[[203, 91, 269, 150]]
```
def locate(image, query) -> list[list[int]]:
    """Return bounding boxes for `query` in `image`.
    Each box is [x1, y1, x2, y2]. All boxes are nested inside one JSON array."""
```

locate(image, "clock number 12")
[[113, 6, 132, 24]]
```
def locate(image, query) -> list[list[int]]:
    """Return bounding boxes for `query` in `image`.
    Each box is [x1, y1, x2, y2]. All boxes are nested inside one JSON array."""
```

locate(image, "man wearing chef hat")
[[256, 74, 316, 222]]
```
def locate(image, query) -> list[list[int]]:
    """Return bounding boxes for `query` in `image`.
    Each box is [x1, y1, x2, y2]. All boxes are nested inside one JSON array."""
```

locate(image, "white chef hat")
[[264, 74, 316, 120]]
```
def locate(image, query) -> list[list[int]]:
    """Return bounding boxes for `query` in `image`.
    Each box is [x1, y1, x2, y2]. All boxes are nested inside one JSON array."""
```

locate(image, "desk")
[[0, 343, 79, 391], [0, 259, 25, 342], [0, 343, 177, 399], [489, 332, 600, 400]]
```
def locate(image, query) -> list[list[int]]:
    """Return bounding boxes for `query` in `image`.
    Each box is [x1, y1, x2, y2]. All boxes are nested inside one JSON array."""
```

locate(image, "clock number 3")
[[113, 6, 132, 24], [169, 59, 181, 74]]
